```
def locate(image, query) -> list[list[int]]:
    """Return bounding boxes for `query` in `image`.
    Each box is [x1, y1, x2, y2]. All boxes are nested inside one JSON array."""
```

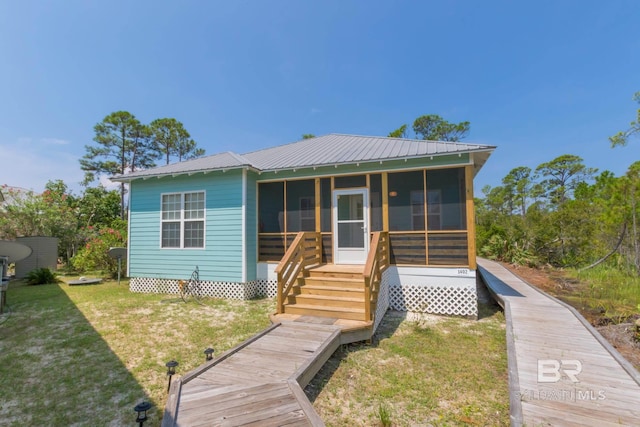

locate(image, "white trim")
[[126, 183, 132, 277], [255, 161, 474, 183], [159, 190, 207, 249], [241, 169, 247, 282], [333, 188, 369, 264]]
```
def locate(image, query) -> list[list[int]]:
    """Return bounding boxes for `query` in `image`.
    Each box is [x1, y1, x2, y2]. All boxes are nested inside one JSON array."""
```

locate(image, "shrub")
[[72, 222, 127, 277], [25, 268, 58, 285]]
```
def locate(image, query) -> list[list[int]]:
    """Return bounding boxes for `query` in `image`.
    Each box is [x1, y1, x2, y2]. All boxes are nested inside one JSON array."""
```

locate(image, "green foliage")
[[412, 114, 470, 141], [377, 404, 392, 427], [573, 266, 640, 323], [477, 150, 640, 272], [301, 133, 316, 139], [535, 154, 597, 206], [388, 124, 407, 138], [609, 91, 640, 147], [150, 117, 204, 165], [72, 223, 127, 277], [25, 268, 58, 285], [388, 114, 470, 141], [80, 111, 156, 218]]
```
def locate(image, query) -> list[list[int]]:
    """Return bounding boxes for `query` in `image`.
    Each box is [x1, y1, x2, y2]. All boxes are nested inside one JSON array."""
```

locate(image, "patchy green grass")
[[0, 279, 508, 426], [306, 307, 509, 426], [571, 266, 640, 322], [0, 278, 273, 426]]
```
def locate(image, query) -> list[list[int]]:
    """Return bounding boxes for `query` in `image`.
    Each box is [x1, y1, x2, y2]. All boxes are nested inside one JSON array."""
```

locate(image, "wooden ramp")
[[162, 321, 340, 427], [478, 258, 640, 426]]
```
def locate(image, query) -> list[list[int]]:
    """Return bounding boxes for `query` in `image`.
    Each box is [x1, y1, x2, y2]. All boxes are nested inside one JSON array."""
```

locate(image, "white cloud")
[[98, 174, 120, 191], [40, 138, 70, 145], [0, 138, 84, 194]]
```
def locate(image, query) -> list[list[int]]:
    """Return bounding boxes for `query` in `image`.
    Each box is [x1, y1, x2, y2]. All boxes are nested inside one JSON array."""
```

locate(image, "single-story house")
[[112, 134, 494, 330]]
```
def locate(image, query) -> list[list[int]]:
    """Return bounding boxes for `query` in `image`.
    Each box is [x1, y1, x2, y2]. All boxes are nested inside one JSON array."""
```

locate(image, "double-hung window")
[[161, 191, 205, 248]]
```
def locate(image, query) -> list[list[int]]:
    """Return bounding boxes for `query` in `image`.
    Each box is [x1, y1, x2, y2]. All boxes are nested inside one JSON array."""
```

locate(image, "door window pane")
[[337, 194, 363, 221], [337, 223, 365, 248]]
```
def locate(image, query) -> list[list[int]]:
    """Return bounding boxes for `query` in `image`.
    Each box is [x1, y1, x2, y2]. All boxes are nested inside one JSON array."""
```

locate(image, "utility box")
[[15, 236, 58, 279]]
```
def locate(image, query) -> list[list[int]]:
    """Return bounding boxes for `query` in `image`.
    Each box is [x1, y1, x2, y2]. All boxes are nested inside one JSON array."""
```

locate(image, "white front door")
[[333, 189, 369, 264]]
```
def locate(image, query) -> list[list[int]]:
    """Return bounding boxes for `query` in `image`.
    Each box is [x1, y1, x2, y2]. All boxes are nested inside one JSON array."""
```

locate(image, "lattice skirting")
[[130, 277, 277, 300], [388, 279, 478, 318], [130, 276, 475, 317], [374, 273, 390, 334]]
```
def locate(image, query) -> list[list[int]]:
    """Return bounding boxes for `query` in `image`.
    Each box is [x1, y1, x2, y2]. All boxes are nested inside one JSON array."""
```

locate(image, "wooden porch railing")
[[363, 231, 390, 323], [275, 232, 322, 314]]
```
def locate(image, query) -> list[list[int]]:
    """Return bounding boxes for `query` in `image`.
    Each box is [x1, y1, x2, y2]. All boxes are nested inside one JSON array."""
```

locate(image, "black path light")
[[204, 347, 215, 361], [134, 401, 151, 427], [165, 359, 179, 392]]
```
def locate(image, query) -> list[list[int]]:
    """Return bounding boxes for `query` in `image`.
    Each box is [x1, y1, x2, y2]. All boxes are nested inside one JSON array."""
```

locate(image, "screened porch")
[[257, 166, 476, 269]]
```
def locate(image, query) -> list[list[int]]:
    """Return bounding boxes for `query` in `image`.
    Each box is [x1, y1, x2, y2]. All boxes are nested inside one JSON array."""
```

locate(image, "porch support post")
[[465, 165, 476, 270], [382, 172, 389, 232], [314, 178, 321, 232]]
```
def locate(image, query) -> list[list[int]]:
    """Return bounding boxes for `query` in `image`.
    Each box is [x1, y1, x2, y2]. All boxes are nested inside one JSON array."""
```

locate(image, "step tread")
[[301, 284, 364, 292], [294, 294, 364, 302], [284, 303, 365, 313], [305, 276, 364, 283]]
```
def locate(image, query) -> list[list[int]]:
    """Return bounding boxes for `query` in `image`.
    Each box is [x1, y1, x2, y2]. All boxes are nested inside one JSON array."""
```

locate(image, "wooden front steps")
[[283, 264, 368, 322], [274, 264, 375, 343]]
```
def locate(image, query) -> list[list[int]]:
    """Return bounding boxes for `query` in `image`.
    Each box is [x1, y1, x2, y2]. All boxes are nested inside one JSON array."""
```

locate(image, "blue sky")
[[1, 1, 638, 195]]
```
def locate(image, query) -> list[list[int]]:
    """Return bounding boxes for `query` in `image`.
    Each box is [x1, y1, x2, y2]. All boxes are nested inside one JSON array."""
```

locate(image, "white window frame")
[[160, 191, 206, 249]]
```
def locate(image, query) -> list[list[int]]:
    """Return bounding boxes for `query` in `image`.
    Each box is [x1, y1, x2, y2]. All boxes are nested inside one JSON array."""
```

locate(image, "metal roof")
[[112, 133, 495, 181]]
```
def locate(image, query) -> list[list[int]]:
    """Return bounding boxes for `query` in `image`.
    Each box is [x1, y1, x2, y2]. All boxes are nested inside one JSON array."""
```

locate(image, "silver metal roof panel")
[[112, 134, 495, 181]]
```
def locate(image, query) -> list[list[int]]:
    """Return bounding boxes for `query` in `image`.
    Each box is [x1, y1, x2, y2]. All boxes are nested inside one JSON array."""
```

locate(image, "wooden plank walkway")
[[478, 258, 640, 426], [162, 322, 341, 427]]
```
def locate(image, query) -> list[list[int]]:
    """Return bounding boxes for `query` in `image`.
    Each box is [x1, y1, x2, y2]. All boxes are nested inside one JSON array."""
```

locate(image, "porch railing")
[[363, 231, 390, 323], [275, 232, 322, 314]]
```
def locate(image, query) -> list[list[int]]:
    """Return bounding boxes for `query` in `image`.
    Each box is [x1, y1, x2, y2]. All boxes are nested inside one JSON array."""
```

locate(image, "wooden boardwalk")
[[162, 321, 341, 427], [478, 258, 640, 426]]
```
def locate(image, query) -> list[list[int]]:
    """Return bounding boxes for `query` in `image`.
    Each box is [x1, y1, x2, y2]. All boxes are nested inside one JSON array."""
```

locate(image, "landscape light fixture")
[[165, 359, 179, 392], [204, 347, 215, 361], [134, 401, 151, 427]]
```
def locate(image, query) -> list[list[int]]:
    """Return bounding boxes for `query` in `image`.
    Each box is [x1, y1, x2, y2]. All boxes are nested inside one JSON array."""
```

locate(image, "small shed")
[[15, 236, 59, 279]]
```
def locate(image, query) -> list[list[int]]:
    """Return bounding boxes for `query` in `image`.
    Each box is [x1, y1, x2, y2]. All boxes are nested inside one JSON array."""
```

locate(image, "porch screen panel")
[[258, 182, 284, 233], [258, 182, 285, 261], [320, 178, 331, 232], [426, 168, 466, 230], [388, 171, 425, 231], [370, 174, 382, 232], [334, 175, 366, 188], [286, 179, 315, 232]]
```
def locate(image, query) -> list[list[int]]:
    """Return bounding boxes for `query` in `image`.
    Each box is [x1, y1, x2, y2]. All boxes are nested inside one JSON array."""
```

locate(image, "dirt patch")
[[499, 262, 640, 371]]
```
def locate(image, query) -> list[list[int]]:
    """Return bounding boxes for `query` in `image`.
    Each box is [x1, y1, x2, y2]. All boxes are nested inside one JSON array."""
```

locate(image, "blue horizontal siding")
[[245, 171, 258, 281], [129, 170, 245, 282]]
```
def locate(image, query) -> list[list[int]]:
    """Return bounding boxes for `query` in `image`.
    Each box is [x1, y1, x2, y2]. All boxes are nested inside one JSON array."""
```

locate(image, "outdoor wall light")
[[204, 347, 215, 361], [389, 191, 398, 197], [165, 359, 179, 392], [134, 401, 151, 427]]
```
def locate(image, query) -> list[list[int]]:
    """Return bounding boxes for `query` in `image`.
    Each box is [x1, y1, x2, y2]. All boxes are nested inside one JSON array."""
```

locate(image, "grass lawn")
[[308, 307, 509, 426], [0, 278, 508, 426]]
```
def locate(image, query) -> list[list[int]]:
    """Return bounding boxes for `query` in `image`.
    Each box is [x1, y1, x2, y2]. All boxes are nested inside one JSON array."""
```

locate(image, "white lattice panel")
[[130, 277, 261, 300], [257, 280, 277, 298], [373, 272, 390, 334], [389, 282, 477, 317]]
